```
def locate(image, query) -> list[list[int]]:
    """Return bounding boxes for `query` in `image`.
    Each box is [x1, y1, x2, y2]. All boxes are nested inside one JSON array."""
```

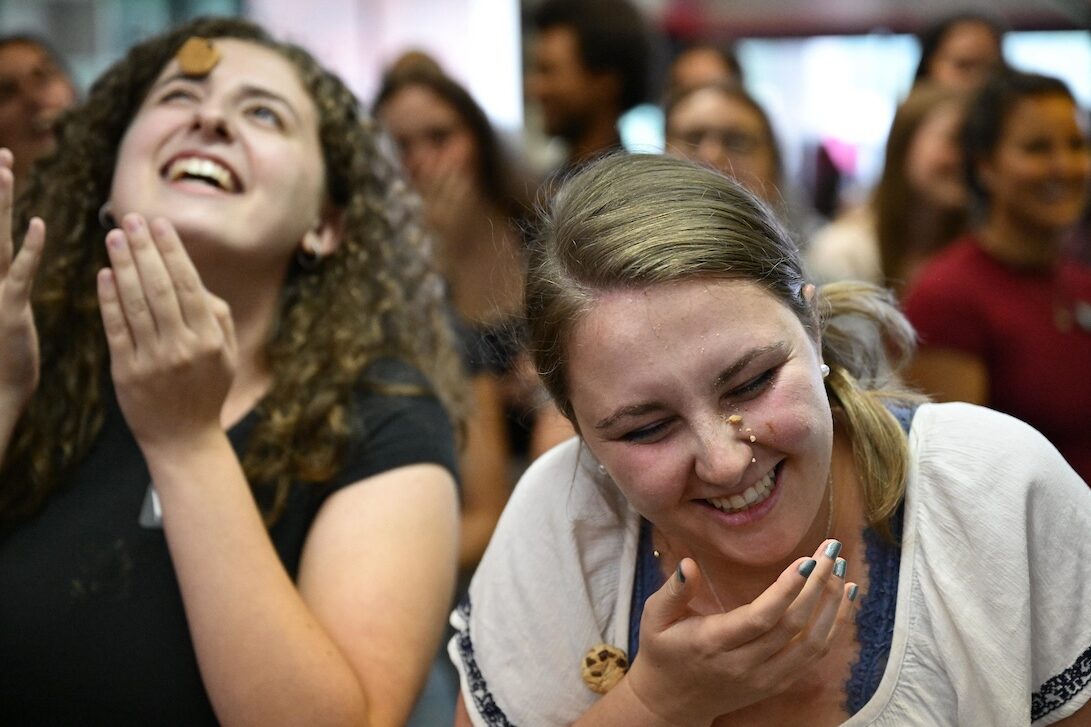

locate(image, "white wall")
[[248, 0, 523, 133]]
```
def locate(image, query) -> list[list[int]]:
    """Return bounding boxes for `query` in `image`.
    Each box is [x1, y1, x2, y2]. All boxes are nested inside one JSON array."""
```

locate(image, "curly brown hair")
[[2, 16, 466, 522]]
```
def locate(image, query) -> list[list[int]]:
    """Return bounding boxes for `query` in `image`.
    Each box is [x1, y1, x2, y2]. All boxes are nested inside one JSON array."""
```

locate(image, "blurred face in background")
[[377, 84, 478, 186], [0, 39, 76, 183], [905, 100, 968, 210], [527, 26, 606, 140], [666, 86, 779, 205], [925, 20, 1003, 92], [978, 92, 1091, 234]]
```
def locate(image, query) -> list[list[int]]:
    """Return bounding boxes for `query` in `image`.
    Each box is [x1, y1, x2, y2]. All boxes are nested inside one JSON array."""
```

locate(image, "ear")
[[301, 203, 344, 258], [802, 283, 823, 346]]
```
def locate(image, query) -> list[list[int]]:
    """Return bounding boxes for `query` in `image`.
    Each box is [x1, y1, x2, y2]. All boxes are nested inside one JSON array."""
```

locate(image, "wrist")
[[138, 425, 232, 475], [622, 659, 712, 727]]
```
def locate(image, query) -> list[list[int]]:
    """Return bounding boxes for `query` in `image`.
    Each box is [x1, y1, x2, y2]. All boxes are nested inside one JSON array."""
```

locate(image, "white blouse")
[[451, 402, 1091, 726]]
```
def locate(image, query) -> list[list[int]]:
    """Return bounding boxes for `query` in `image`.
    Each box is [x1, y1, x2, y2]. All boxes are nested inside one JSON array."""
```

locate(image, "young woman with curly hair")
[[0, 16, 465, 726]]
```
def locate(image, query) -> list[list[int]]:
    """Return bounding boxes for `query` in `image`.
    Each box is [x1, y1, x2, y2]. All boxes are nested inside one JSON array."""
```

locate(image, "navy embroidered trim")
[[1032, 644, 1091, 721], [454, 598, 515, 726]]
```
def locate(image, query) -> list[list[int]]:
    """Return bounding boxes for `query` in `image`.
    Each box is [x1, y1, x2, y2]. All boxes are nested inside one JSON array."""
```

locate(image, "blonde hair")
[[526, 154, 921, 539]]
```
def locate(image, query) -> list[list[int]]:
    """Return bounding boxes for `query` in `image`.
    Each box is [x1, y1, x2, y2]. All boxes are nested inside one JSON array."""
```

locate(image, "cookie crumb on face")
[[728, 414, 743, 425]]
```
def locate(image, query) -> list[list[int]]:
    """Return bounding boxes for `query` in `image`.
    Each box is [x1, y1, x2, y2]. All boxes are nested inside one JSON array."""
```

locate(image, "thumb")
[[642, 558, 701, 632]]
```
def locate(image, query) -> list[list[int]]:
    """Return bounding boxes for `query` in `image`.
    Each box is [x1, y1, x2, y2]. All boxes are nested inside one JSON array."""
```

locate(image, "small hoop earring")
[[820, 363, 831, 379], [98, 202, 117, 230]]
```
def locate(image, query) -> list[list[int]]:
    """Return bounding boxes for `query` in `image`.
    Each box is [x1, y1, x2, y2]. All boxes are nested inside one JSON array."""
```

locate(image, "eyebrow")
[[148, 73, 302, 123], [710, 342, 788, 392], [594, 402, 666, 431], [593, 340, 789, 431]]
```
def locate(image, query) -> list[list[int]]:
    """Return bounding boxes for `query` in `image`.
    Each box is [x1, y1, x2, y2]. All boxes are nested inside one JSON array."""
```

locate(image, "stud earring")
[[820, 363, 831, 378], [597, 464, 607, 476]]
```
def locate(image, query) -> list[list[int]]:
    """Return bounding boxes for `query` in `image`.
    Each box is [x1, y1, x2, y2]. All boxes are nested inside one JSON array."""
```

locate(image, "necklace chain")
[[824, 469, 835, 541]]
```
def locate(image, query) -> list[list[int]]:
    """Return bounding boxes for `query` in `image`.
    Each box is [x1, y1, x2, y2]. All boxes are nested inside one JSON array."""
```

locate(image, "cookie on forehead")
[[176, 37, 220, 77]]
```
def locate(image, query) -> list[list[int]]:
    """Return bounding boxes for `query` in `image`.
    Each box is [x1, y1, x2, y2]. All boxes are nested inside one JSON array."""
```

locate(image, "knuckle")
[[147, 276, 174, 298], [799, 631, 829, 660], [750, 670, 779, 694], [778, 609, 808, 635], [746, 609, 778, 634], [126, 296, 150, 317]]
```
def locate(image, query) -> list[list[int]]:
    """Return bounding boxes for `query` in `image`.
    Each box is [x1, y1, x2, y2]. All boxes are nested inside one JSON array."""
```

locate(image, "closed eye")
[[728, 367, 777, 400], [621, 418, 673, 444]]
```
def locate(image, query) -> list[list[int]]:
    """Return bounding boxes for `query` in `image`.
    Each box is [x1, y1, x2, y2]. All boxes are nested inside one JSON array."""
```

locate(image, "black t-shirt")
[[0, 359, 457, 725]]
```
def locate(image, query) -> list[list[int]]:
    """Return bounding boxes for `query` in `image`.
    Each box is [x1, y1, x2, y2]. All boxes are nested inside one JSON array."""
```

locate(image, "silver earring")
[[98, 202, 117, 230], [820, 363, 831, 378], [597, 464, 607, 476]]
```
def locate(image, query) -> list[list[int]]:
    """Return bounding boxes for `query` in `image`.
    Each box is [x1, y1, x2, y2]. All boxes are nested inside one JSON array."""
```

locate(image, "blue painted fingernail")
[[676, 563, 685, 584], [824, 540, 842, 559], [798, 559, 817, 577], [833, 558, 846, 578], [848, 584, 859, 602]]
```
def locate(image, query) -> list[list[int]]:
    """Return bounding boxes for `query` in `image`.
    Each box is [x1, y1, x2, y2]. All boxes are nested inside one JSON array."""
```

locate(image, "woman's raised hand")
[[0, 149, 46, 411], [623, 540, 857, 725], [97, 213, 237, 453]]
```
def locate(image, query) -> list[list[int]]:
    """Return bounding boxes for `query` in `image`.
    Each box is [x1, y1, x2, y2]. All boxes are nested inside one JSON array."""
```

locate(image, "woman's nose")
[[692, 419, 752, 486], [191, 104, 233, 141]]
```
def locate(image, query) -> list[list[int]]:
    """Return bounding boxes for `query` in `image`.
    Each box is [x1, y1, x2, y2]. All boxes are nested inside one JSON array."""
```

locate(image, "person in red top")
[[903, 70, 1091, 482]]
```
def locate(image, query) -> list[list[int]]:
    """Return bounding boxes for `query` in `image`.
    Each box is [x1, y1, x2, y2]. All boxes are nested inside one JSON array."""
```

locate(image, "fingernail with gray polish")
[[848, 584, 859, 602], [833, 558, 847, 579], [676, 563, 685, 584], [799, 558, 817, 577], [825, 540, 842, 559]]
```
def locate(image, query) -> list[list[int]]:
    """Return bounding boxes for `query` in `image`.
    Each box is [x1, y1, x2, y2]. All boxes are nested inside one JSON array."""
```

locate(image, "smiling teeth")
[[708, 469, 776, 514], [167, 157, 236, 191]]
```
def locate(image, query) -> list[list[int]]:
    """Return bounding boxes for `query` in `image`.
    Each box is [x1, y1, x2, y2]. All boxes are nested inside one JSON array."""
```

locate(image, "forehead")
[[1000, 94, 1077, 136], [381, 85, 459, 126], [571, 279, 795, 358], [669, 89, 763, 130], [0, 41, 53, 69], [938, 21, 999, 54], [914, 100, 962, 135], [535, 26, 582, 67], [152, 38, 313, 110]]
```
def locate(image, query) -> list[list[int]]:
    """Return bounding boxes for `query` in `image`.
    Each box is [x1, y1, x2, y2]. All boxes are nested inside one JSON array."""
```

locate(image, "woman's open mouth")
[[703, 461, 782, 521]]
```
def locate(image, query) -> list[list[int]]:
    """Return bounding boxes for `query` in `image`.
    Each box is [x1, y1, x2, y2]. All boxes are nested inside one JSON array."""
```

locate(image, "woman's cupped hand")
[[622, 540, 857, 726], [97, 213, 237, 454]]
